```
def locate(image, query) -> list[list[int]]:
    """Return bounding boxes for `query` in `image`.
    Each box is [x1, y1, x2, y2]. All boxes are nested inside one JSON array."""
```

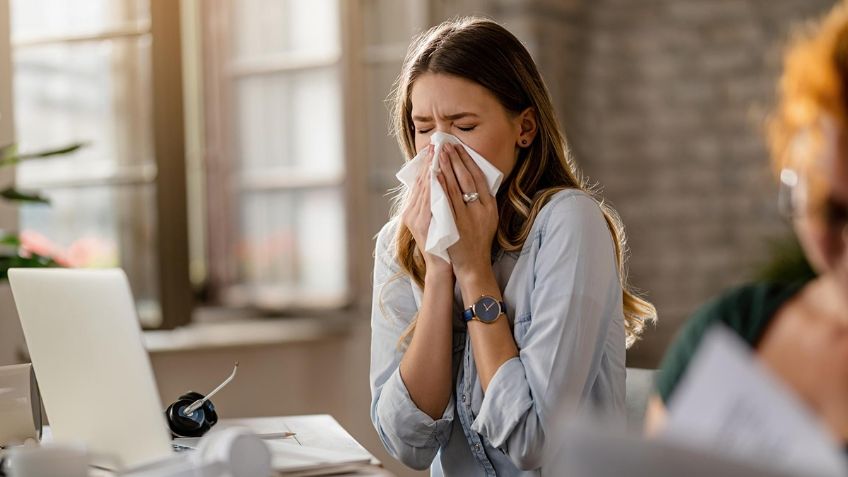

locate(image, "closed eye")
[[416, 128, 433, 134], [456, 125, 476, 132]]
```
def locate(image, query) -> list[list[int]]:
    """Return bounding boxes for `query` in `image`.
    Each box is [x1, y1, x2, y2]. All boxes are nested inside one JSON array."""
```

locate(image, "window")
[[357, 0, 431, 237], [201, 0, 435, 312], [9, 0, 190, 328], [201, 0, 348, 310], [6, 0, 435, 326]]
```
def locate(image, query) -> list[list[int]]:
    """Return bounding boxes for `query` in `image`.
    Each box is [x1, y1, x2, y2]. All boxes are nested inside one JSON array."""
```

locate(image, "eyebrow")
[[411, 112, 479, 122]]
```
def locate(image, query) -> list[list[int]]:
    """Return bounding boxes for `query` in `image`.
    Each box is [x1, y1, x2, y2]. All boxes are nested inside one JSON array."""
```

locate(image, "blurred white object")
[[0, 363, 41, 446], [395, 132, 503, 263], [123, 428, 270, 477], [6, 444, 88, 477], [664, 325, 847, 477], [552, 422, 808, 477], [192, 428, 271, 477]]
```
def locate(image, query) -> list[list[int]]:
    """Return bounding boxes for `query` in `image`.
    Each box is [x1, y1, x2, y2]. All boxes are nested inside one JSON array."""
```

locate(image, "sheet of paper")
[[664, 325, 847, 477], [264, 440, 371, 473], [215, 416, 377, 474]]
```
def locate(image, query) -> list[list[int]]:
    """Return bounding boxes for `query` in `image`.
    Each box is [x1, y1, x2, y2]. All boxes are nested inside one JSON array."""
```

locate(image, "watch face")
[[473, 296, 501, 323]]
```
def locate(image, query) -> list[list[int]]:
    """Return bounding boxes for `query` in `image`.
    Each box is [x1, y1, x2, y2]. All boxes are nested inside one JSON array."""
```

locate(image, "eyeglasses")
[[779, 167, 848, 244]]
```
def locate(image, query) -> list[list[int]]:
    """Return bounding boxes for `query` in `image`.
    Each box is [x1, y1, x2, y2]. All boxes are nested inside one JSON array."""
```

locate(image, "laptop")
[[9, 268, 174, 470]]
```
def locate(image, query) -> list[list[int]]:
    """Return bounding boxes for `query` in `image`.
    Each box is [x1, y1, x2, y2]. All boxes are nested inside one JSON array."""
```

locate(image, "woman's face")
[[409, 73, 535, 177], [794, 118, 848, 290]]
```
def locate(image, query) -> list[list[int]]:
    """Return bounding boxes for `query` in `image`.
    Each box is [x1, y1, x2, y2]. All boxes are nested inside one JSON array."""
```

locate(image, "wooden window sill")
[[143, 313, 355, 353]]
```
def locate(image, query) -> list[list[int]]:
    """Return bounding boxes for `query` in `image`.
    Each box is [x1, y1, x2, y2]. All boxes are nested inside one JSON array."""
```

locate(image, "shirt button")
[[461, 394, 466, 403], [474, 443, 481, 452]]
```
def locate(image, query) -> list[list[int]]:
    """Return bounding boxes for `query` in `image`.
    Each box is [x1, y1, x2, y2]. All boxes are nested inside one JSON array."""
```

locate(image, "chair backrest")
[[625, 367, 657, 431]]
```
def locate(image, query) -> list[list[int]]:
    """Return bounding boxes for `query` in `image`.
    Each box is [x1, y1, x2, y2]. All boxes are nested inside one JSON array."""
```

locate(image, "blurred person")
[[645, 2, 848, 445], [369, 17, 656, 475]]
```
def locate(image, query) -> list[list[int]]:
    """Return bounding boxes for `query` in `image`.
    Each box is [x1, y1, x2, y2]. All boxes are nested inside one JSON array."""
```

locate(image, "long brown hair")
[[386, 17, 656, 347]]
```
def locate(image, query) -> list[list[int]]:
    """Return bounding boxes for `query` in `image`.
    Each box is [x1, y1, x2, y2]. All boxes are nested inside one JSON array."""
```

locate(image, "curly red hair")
[[769, 2, 848, 173]]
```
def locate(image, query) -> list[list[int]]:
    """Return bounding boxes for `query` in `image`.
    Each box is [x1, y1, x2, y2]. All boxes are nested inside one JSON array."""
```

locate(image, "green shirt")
[[655, 277, 813, 403]]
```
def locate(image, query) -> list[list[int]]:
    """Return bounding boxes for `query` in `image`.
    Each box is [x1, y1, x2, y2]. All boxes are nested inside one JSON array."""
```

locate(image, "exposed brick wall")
[[445, 0, 837, 366]]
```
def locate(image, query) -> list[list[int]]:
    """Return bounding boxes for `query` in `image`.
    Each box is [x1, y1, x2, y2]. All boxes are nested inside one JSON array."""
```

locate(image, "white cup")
[[5, 444, 89, 477], [0, 364, 42, 446]]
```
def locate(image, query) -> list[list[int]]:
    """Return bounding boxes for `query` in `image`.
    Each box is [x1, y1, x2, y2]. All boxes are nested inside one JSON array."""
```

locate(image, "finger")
[[404, 175, 426, 227], [416, 147, 435, 214], [445, 144, 477, 199], [409, 168, 423, 204], [435, 170, 456, 219], [456, 145, 493, 206], [416, 154, 429, 184], [409, 145, 434, 206], [421, 168, 431, 217], [414, 144, 433, 183], [438, 144, 466, 210]]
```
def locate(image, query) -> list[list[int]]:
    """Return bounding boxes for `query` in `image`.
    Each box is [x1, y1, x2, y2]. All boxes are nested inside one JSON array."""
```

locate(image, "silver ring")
[[462, 192, 480, 203]]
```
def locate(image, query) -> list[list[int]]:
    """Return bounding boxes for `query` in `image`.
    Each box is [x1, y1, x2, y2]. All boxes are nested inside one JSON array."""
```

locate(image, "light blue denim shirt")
[[369, 189, 626, 476]]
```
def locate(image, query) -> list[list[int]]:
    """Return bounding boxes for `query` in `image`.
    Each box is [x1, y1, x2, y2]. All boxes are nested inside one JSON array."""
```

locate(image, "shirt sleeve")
[[470, 192, 624, 471], [369, 220, 454, 471]]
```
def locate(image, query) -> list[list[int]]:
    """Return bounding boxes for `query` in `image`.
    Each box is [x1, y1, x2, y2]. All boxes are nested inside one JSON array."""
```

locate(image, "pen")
[[260, 432, 297, 439]]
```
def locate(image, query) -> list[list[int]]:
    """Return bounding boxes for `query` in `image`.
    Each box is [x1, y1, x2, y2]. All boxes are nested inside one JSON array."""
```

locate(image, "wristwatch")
[[462, 295, 506, 324]]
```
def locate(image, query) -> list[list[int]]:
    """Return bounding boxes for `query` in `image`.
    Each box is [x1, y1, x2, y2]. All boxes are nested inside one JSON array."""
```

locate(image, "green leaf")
[[0, 251, 61, 281], [0, 142, 87, 168], [0, 233, 20, 247], [0, 187, 50, 204]]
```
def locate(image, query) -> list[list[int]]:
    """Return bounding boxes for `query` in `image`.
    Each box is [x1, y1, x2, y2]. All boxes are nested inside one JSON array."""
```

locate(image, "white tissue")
[[395, 132, 503, 263]]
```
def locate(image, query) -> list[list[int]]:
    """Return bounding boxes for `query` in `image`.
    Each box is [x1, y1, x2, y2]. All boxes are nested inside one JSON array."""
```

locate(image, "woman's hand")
[[435, 142, 499, 284], [401, 145, 453, 277]]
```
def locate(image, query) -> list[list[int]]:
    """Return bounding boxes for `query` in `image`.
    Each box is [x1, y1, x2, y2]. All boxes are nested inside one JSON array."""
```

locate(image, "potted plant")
[[0, 142, 85, 279]]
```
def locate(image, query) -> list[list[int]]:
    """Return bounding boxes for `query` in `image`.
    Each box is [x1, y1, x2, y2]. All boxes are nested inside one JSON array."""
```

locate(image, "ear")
[[516, 107, 538, 148]]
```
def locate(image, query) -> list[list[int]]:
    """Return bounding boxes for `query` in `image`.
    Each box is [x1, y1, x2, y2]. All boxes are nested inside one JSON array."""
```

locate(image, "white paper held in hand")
[[663, 325, 847, 477], [395, 132, 503, 263]]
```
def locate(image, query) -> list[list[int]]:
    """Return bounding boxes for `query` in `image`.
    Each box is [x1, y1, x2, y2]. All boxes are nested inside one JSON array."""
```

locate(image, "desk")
[[43, 415, 393, 477]]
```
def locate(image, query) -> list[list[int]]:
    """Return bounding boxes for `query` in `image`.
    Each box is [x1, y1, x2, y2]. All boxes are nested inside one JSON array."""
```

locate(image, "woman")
[[646, 3, 848, 442], [369, 17, 656, 475]]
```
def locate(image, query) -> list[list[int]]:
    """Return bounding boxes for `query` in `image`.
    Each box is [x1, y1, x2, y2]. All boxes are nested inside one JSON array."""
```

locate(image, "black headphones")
[[164, 362, 238, 438], [165, 391, 219, 438]]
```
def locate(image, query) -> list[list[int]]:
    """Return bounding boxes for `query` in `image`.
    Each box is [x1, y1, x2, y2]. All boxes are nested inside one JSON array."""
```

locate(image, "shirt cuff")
[[377, 367, 455, 448], [471, 357, 533, 447]]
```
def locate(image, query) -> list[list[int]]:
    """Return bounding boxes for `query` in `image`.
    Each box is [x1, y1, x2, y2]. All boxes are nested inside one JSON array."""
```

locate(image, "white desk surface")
[[43, 414, 393, 477]]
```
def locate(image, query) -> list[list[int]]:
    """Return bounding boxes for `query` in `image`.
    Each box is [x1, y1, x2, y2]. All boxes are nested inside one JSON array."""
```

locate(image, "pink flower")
[[18, 230, 69, 265], [65, 236, 117, 268]]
